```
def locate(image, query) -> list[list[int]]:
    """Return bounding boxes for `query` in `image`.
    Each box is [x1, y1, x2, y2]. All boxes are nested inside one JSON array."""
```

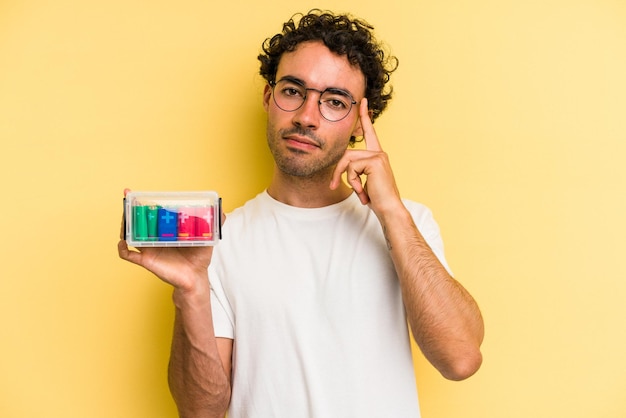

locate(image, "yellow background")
[[1, 0, 625, 416]]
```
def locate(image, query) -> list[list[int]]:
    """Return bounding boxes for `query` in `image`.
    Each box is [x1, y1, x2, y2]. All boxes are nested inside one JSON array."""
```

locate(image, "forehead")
[[276, 41, 365, 97]]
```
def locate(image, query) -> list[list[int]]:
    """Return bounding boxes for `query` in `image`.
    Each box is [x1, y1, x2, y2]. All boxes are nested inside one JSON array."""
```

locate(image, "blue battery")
[[158, 207, 178, 241]]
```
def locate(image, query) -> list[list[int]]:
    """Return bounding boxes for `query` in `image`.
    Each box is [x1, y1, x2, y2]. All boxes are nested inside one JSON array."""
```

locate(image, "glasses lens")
[[319, 90, 353, 122], [273, 80, 305, 112]]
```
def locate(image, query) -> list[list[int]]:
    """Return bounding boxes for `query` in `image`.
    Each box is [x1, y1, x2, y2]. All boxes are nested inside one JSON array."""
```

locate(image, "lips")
[[284, 134, 321, 149]]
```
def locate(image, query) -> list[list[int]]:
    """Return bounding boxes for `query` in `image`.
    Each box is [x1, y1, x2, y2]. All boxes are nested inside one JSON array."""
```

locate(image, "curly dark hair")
[[258, 10, 398, 130]]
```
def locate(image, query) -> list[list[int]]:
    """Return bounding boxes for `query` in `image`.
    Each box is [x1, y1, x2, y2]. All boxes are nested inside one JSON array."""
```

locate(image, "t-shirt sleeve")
[[209, 265, 235, 339], [403, 199, 454, 276]]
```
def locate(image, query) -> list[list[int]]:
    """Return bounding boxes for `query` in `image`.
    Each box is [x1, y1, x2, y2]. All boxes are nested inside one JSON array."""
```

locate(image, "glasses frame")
[[269, 79, 357, 122]]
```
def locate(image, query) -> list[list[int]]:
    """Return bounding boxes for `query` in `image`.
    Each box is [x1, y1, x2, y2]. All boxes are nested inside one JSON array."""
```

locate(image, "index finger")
[[359, 98, 382, 152]]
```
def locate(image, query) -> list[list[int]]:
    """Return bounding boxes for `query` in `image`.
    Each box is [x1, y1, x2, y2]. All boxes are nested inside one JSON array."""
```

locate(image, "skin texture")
[[118, 40, 484, 417]]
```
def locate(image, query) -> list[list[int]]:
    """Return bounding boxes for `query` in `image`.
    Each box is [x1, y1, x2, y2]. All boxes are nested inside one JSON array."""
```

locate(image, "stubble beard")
[[267, 123, 348, 179]]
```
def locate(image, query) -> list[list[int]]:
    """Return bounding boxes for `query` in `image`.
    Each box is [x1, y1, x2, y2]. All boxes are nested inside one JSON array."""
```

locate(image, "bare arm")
[[378, 205, 484, 380], [168, 280, 232, 417], [331, 100, 484, 380], [118, 212, 232, 416]]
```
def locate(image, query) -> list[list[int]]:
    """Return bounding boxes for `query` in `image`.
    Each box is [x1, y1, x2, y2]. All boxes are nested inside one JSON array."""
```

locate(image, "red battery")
[[177, 207, 196, 240], [195, 206, 214, 240]]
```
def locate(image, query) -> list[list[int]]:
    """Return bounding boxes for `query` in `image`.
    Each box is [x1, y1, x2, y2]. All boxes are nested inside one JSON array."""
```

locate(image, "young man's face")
[[263, 41, 366, 179]]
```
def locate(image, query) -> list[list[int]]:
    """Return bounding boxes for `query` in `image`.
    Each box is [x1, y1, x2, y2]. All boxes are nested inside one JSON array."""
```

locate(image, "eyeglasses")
[[269, 79, 357, 122]]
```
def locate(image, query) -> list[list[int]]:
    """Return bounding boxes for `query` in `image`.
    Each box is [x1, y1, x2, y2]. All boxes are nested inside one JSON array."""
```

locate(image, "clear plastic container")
[[124, 191, 221, 247]]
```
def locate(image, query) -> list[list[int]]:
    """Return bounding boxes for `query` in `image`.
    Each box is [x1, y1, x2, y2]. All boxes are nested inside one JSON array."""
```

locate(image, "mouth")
[[283, 134, 321, 150]]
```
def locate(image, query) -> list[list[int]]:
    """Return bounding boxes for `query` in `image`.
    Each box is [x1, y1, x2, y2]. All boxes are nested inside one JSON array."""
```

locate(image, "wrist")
[[375, 199, 411, 225], [172, 274, 212, 309]]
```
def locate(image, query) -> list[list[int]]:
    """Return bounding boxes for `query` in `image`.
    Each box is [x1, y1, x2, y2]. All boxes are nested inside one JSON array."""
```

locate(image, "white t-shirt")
[[209, 191, 450, 418]]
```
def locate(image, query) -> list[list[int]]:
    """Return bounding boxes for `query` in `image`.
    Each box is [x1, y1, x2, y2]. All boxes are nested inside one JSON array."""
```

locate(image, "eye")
[[276, 80, 305, 99], [283, 87, 303, 97], [321, 93, 350, 110]]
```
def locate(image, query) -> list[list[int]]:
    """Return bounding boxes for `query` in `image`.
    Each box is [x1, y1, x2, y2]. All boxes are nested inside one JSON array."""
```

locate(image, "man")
[[119, 10, 484, 418]]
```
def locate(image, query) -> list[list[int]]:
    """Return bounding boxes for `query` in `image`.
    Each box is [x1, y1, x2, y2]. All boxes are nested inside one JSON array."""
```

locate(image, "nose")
[[292, 91, 322, 128]]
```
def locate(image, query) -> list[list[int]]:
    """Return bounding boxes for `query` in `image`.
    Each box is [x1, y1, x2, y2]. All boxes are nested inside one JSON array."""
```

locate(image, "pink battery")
[[177, 207, 196, 240], [194, 206, 214, 240]]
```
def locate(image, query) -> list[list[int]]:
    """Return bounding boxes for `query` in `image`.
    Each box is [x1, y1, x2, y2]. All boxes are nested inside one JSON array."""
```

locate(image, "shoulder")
[[223, 191, 271, 224]]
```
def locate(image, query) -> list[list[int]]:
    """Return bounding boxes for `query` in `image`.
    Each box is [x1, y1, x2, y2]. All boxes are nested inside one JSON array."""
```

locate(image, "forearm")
[[168, 280, 231, 418], [380, 206, 484, 380]]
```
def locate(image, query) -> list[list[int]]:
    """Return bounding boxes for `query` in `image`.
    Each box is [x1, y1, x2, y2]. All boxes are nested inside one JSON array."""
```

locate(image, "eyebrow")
[[276, 75, 355, 98], [277, 75, 306, 86]]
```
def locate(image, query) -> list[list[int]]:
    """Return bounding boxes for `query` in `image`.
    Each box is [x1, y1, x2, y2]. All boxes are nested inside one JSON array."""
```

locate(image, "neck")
[[267, 166, 353, 208]]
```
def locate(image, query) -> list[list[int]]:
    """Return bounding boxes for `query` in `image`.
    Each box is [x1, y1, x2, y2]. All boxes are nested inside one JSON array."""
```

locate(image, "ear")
[[350, 103, 373, 138], [263, 84, 272, 111], [351, 117, 364, 138]]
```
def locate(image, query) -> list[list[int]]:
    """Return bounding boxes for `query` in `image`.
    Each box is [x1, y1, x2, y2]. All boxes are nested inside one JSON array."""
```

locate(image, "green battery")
[[133, 205, 149, 241], [147, 205, 159, 241]]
